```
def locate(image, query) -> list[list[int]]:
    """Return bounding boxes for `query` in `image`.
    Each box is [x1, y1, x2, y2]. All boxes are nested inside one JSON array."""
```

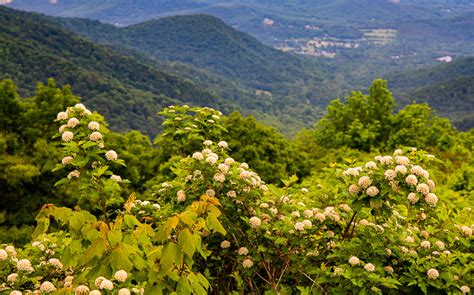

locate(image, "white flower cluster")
[[17, 259, 34, 272], [177, 190, 186, 202], [39, 281, 57, 293], [348, 256, 360, 266], [105, 150, 118, 161], [427, 268, 439, 280], [220, 240, 231, 249], [346, 150, 439, 208], [343, 167, 362, 177], [131, 199, 161, 211], [114, 269, 128, 282]]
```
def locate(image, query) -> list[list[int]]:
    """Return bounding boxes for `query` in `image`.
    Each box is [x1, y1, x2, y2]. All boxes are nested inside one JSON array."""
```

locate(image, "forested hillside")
[[1, 6, 327, 136], [0, 6, 228, 136], [388, 57, 474, 130], [69, 14, 313, 87]]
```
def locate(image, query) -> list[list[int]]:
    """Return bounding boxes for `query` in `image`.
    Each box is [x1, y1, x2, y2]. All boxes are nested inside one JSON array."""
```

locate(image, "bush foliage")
[[0, 79, 472, 294]]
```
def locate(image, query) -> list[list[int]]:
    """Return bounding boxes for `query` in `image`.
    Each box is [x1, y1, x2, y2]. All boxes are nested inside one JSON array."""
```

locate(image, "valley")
[[1, 0, 474, 132]]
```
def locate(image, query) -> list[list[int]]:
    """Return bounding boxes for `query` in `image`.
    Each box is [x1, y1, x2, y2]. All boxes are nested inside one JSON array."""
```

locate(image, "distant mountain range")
[[0, 6, 324, 136], [0, 4, 472, 133], [0, 5, 227, 136], [389, 57, 474, 130], [56, 14, 314, 89], [7, 0, 474, 26]]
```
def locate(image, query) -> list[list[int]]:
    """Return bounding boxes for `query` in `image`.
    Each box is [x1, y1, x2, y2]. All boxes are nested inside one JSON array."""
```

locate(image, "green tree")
[[0, 79, 22, 132], [314, 79, 395, 151]]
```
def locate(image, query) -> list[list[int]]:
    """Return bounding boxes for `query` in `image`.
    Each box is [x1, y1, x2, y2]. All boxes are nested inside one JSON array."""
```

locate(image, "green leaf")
[[81, 141, 98, 149], [79, 237, 107, 265], [108, 229, 122, 246], [206, 214, 226, 235], [124, 214, 141, 228], [178, 228, 196, 258], [160, 243, 181, 272]]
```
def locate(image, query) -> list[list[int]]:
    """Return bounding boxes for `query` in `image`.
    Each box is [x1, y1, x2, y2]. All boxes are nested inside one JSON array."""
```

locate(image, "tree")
[[314, 79, 395, 151]]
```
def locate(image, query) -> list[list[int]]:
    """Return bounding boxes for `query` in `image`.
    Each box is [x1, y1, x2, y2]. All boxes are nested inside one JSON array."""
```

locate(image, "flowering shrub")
[[0, 104, 472, 294]]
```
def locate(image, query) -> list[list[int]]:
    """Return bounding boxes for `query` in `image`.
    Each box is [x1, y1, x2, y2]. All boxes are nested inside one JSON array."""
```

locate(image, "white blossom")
[[0, 249, 8, 261], [405, 174, 418, 186], [358, 176, 372, 189], [67, 118, 80, 128], [384, 169, 397, 180], [7, 273, 18, 282], [303, 209, 313, 218], [177, 190, 186, 203], [100, 279, 114, 290], [460, 286, 470, 294], [461, 225, 472, 236], [242, 258, 253, 268], [220, 240, 231, 249], [239, 163, 249, 169], [393, 149, 403, 156], [88, 121, 100, 131], [420, 241, 431, 249], [302, 220, 312, 228], [17, 259, 34, 272], [94, 277, 106, 288], [74, 103, 87, 111], [238, 247, 249, 255], [105, 150, 118, 161], [366, 186, 379, 197], [110, 175, 122, 182], [365, 161, 377, 169], [214, 172, 226, 182], [206, 189, 216, 197], [410, 165, 424, 176], [427, 268, 439, 280], [217, 141, 228, 149], [89, 131, 103, 142], [407, 192, 418, 204], [405, 236, 415, 244], [192, 152, 204, 160], [364, 263, 375, 272], [62, 131, 74, 142], [395, 156, 410, 165], [218, 163, 229, 173], [348, 256, 360, 266], [48, 258, 63, 269], [57, 112, 68, 120], [40, 281, 56, 293], [348, 184, 360, 194], [395, 165, 408, 174], [425, 193, 438, 207], [434, 241, 445, 250], [249, 217, 261, 228], [427, 179, 435, 191], [67, 170, 80, 179], [206, 154, 218, 165], [61, 156, 73, 166], [114, 270, 128, 282], [416, 183, 430, 195], [59, 124, 67, 134]]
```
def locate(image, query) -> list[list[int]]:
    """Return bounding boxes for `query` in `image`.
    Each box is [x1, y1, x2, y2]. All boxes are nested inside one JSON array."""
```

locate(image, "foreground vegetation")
[[0, 79, 472, 294]]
